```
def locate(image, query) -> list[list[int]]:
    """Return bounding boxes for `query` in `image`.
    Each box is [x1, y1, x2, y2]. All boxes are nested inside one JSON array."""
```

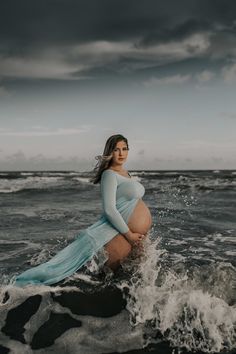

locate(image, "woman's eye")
[[114, 147, 128, 152]]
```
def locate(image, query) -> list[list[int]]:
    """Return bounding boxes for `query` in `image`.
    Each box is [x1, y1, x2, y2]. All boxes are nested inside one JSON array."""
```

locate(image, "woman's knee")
[[123, 239, 132, 255], [104, 233, 132, 259], [117, 235, 132, 260]]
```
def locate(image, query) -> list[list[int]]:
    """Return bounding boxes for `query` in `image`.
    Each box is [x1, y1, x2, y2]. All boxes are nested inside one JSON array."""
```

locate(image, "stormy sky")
[[0, 0, 236, 170]]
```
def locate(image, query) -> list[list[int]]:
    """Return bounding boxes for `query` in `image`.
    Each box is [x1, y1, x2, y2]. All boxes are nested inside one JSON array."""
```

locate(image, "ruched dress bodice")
[[99, 169, 145, 234]]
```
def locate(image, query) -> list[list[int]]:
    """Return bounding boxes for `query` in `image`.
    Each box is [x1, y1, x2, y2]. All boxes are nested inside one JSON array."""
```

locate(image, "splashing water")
[[117, 233, 236, 353]]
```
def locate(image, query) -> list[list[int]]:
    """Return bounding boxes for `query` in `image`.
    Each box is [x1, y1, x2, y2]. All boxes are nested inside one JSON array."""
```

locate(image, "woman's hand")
[[124, 230, 146, 246]]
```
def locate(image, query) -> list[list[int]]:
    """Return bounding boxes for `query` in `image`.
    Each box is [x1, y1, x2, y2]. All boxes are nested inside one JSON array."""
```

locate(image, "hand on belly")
[[104, 200, 152, 270], [128, 199, 152, 235]]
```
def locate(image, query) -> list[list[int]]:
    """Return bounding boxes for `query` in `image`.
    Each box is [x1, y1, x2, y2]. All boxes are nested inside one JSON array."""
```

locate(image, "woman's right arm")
[[101, 170, 130, 235]]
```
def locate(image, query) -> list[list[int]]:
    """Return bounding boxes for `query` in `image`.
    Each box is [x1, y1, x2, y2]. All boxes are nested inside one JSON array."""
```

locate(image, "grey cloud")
[[134, 154, 235, 170], [5, 151, 26, 162], [195, 70, 215, 82], [144, 69, 216, 89], [221, 112, 236, 119], [1, 0, 236, 82], [137, 19, 211, 48], [0, 33, 211, 81], [211, 157, 223, 163], [2, 151, 93, 171], [144, 73, 191, 87], [221, 63, 236, 83], [0, 126, 93, 136], [138, 149, 145, 155], [0, 85, 10, 97]]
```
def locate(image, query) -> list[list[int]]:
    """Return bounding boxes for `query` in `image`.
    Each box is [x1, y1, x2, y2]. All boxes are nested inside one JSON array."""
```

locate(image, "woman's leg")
[[104, 234, 132, 270]]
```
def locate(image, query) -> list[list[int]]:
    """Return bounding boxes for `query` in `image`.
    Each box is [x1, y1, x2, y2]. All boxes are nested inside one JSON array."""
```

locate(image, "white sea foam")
[[164, 172, 180, 175], [73, 177, 91, 183], [207, 232, 236, 244], [0, 176, 65, 193], [38, 209, 67, 221], [167, 239, 187, 245], [0, 283, 144, 354], [225, 250, 236, 256], [117, 236, 236, 353]]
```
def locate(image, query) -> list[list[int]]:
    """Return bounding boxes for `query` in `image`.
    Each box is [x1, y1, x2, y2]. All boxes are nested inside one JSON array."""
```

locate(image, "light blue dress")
[[14, 169, 145, 286]]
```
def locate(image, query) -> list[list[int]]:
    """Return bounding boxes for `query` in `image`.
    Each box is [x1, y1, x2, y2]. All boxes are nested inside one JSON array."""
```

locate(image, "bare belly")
[[128, 199, 152, 235], [104, 199, 152, 270]]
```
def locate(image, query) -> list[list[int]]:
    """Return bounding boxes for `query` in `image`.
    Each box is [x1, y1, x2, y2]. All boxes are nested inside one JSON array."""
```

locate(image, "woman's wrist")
[[123, 229, 132, 241]]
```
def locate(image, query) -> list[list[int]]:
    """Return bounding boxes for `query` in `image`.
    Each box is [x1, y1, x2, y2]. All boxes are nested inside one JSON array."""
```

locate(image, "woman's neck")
[[109, 165, 124, 172]]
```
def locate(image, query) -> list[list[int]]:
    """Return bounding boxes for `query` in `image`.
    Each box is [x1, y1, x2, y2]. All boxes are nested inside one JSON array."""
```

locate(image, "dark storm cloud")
[[1, 0, 235, 48], [1, 0, 236, 81], [136, 19, 210, 48]]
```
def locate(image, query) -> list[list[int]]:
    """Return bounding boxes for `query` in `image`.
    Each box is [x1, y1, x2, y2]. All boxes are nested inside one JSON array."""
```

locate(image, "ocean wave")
[[118, 237, 236, 353], [0, 173, 95, 193], [0, 240, 41, 261], [0, 235, 235, 353]]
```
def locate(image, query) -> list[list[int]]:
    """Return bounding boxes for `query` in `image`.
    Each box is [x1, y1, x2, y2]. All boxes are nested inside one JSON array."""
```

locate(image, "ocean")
[[0, 170, 235, 354]]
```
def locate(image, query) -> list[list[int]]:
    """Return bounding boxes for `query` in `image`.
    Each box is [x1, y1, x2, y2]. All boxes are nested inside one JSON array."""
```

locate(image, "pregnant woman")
[[14, 134, 152, 286], [100, 136, 152, 270]]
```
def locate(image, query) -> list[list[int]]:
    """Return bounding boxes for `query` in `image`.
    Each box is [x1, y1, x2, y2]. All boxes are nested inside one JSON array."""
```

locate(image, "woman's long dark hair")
[[90, 134, 129, 184]]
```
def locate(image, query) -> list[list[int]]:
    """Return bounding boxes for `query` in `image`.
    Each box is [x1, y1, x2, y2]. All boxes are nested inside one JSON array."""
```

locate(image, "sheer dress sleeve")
[[100, 170, 129, 234]]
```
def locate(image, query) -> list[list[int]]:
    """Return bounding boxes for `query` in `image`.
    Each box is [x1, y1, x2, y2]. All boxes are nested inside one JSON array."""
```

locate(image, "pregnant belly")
[[128, 199, 152, 235]]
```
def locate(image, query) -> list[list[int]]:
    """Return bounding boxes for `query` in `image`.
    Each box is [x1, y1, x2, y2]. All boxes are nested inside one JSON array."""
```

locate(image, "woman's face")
[[111, 140, 129, 166]]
